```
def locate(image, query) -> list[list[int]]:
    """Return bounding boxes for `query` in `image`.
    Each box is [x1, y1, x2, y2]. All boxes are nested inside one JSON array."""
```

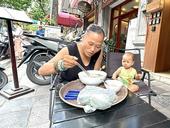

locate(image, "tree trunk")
[[50, 0, 58, 25]]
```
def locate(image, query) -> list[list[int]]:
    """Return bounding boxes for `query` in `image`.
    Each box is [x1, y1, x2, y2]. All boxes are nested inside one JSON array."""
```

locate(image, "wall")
[[100, 5, 111, 36], [125, 18, 137, 50], [126, 0, 148, 62], [143, 0, 170, 72]]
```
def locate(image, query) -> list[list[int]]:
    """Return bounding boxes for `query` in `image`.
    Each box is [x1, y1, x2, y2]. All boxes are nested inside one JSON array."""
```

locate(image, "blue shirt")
[[36, 29, 45, 36]]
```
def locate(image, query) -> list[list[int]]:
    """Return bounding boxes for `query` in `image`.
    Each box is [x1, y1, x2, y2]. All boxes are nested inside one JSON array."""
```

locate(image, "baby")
[[112, 52, 141, 92]]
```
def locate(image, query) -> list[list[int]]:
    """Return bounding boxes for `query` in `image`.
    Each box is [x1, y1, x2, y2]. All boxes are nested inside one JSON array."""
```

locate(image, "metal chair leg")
[[49, 73, 62, 127], [148, 94, 151, 105], [49, 89, 52, 120], [49, 88, 55, 121], [49, 89, 56, 128]]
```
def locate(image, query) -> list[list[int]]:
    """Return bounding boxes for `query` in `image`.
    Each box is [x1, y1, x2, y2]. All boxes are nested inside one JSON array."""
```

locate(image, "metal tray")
[[59, 80, 128, 108]]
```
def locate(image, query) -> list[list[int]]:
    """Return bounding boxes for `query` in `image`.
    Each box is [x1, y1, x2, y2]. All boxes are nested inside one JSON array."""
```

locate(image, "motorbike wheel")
[[26, 54, 51, 85], [0, 70, 8, 89]]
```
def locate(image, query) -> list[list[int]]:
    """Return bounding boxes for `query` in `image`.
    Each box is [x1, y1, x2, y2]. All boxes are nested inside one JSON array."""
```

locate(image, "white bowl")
[[78, 70, 107, 86], [104, 80, 123, 93]]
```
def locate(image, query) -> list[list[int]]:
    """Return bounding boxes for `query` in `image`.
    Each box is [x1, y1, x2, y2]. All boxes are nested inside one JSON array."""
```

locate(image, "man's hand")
[[62, 55, 78, 69]]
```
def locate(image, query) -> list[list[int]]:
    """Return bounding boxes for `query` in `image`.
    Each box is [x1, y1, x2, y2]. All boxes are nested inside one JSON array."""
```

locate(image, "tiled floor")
[[141, 80, 170, 118], [151, 71, 170, 85], [0, 59, 170, 128], [0, 59, 50, 128]]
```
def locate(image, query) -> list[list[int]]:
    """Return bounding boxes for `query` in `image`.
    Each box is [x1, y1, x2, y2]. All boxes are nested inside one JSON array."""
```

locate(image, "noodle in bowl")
[[78, 70, 107, 86]]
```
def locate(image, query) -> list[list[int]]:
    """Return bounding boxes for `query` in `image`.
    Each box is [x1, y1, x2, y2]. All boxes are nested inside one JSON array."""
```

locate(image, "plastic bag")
[[77, 86, 117, 113]]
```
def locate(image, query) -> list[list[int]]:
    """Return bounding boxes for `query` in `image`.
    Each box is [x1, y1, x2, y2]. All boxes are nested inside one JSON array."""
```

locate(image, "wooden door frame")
[[109, 0, 138, 49]]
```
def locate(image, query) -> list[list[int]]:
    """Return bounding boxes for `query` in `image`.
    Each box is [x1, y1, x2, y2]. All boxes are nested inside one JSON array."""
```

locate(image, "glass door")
[[110, 0, 139, 49]]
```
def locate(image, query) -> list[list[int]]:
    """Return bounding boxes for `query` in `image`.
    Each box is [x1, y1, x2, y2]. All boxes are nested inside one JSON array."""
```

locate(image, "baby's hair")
[[123, 52, 134, 61]]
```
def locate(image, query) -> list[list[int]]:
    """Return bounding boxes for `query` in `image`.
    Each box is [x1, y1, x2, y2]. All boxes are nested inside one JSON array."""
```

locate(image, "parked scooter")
[[0, 34, 10, 60], [18, 34, 67, 85], [0, 65, 8, 89]]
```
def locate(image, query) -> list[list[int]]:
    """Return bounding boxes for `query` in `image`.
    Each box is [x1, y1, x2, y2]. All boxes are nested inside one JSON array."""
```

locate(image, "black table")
[[51, 91, 170, 128]]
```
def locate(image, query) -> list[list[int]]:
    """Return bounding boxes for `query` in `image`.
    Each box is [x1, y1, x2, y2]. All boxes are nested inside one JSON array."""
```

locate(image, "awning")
[[57, 12, 83, 27], [0, 7, 32, 23]]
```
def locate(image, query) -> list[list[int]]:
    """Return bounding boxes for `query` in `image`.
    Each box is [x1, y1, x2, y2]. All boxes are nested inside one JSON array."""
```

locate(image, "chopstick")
[[76, 62, 90, 76]]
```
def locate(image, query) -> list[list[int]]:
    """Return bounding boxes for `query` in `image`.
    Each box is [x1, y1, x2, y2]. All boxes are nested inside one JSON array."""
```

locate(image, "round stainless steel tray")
[[59, 80, 128, 108]]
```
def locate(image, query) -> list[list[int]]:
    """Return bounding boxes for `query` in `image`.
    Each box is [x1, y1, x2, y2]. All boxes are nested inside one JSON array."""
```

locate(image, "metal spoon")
[[76, 62, 91, 76]]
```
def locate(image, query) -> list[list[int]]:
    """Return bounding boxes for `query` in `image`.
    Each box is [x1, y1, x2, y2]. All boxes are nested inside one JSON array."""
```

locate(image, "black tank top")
[[60, 43, 100, 81]]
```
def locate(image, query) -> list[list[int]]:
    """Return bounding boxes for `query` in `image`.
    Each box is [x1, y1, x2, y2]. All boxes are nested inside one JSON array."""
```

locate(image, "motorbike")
[[0, 65, 8, 89], [18, 34, 68, 85], [0, 34, 10, 60]]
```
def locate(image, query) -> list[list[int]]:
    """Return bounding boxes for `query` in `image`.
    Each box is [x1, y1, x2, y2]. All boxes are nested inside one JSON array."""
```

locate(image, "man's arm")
[[38, 47, 68, 76], [38, 46, 80, 76]]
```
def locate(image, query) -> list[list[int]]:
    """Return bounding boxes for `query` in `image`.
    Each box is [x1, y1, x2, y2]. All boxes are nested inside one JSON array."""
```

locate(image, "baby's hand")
[[135, 73, 142, 80], [112, 75, 117, 80]]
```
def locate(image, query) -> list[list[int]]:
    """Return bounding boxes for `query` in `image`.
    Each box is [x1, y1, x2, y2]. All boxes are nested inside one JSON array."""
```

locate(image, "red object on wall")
[[57, 12, 83, 27]]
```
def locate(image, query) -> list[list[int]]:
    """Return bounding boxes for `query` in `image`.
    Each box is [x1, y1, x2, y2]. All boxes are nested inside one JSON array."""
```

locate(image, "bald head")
[[123, 52, 135, 61]]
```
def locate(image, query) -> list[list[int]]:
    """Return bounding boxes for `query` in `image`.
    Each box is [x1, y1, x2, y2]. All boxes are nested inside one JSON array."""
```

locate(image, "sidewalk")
[[0, 59, 50, 128], [0, 59, 170, 128], [142, 79, 170, 118]]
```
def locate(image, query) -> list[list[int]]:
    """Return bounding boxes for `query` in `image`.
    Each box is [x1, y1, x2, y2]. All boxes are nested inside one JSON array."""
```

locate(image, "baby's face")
[[122, 54, 134, 69]]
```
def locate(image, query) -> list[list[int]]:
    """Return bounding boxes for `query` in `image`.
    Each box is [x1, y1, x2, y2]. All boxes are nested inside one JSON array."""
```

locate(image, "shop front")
[[101, 0, 140, 49], [100, 0, 170, 72]]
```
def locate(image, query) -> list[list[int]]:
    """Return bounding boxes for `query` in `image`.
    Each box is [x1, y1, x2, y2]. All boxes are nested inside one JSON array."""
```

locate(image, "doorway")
[[109, 0, 139, 49]]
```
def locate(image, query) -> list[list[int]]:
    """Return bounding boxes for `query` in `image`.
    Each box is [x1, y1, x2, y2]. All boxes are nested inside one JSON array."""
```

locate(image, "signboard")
[[44, 26, 61, 38]]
